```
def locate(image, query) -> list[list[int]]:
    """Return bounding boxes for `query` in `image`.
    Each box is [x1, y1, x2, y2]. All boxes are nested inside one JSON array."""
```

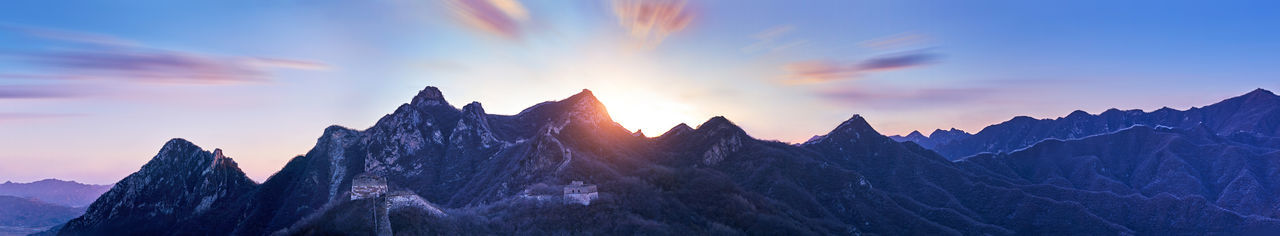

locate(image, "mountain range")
[[899, 88, 1280, 160], [0, 179, 110, 208], [46, 87, 1280, 235], [0, 179, 108, 236]]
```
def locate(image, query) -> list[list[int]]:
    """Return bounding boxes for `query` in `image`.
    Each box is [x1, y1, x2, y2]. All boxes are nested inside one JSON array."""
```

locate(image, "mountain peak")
[[556, 88, 610, 117], [660, 123, 695, 138], [1244, 88, 1277, 99], [563, 89, 601, 105], [906, 130, 926, 139], [697, 116, 738, 131], [1067, 110, 1090, 118], [832, 114, 878, 135], [462, 101, 485, 114], [410, 86, 450, 107], [161, 138, 198, 153]]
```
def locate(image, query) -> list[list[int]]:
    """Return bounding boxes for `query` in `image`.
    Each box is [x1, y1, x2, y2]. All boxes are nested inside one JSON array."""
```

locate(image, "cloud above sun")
[[611, 0, 694, 49]]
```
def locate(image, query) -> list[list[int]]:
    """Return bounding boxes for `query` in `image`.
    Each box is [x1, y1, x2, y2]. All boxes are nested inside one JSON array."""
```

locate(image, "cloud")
[[859, 32, 931, 50], [0, 85, 90, 99], [444, 0, 530, 39], [0, 25, 328, 84], [0, 113, 84, 121], [817, 87, 993, 108], [784, 52, 939, 83], [612, 0, 694, 49], [0, 23, 137, 46], [783, 61, 858, 83], [857, 52, 937, 72], [742, 25, 808, 54]]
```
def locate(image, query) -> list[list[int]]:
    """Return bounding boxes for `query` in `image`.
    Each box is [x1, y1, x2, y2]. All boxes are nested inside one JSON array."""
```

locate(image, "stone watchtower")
[[563, 181, 599, 206], [349, 173, 392, 236], [351, 173, 388, 200]]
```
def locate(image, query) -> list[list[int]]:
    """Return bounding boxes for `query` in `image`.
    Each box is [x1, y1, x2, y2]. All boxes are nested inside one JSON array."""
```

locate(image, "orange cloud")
[[784, 52, 939, 83], [445, 0, 530, 39], [612, 0, 694, 49], [783, 61, 858, 84]]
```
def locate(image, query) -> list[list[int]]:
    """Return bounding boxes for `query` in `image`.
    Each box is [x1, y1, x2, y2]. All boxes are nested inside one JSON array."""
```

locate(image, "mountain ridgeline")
[[902, 88, 1280, 160], [56, 87, 1280, 235]]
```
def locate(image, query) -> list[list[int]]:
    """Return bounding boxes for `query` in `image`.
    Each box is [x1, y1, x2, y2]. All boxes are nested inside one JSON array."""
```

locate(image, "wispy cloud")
[[0, 113, 84, 121], [612, 0, 694, 49], [857, 52, 937, 72], [444, 0, 530, 39], [0, 24, 138, 46], [0, 25, 328, 84], [0, 85, 90, 99], [817, 87, 993, 108], [743, 25, 808, 54], [784, 51, 939, 83], [859, 32, 931, 50]]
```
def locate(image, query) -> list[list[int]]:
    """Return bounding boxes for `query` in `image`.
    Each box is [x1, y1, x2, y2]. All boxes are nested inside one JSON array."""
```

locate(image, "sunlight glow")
[[596, 90, 697, 136]]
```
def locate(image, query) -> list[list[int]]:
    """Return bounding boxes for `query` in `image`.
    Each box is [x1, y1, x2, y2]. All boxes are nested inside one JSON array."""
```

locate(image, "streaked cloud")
[[783, 61, 858, 83], [444, 0, 530, 39], [859, 32, 931, 50], [857, 52, 938, 72], [0, 112, 83, 120], [743, 25, 808, 54], [612, 0, 694, 49], [0, 23, 137, 46], [784, 52, 939, 83], [817, 87, 993, 108], [0, 25, 328, 84], [0, 85, 90, 99]]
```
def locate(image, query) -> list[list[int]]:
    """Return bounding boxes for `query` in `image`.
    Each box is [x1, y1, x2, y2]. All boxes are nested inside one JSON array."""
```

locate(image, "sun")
[[594, 90, 697, 136]]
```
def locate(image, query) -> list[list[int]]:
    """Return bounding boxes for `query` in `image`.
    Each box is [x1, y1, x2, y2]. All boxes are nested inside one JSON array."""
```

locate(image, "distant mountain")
[[0, 179, 110, 207], [959, 125, 1280, 218], [888, 128, 971, 149], [55, 86, 1280, 235], [911, 88, 1280, 160], [0, 196, 83, 236]]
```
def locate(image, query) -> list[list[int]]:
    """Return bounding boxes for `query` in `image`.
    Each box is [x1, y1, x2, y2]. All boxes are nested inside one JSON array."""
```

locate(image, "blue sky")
[[1, 0, 1277, 184]]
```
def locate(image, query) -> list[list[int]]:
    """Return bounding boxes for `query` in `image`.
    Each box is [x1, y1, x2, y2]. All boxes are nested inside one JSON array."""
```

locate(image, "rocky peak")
[[561, 89, 611, 120], [695, 116, 748, 137], [410, 86, 451, 107], [833, 115, 880, 136], [210, 148, 230, 169], [462, 101, 486, 115], [804, 115, 884, 146], [660, 123, 694, 138]]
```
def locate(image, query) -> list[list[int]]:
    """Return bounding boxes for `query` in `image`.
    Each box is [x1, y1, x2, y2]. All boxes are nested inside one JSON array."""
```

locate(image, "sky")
[[1, 0, 1278, 184]]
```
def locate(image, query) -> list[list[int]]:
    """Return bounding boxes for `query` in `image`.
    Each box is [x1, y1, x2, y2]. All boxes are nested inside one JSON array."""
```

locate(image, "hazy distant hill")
[[0, 196, 82, 236], [55, 86, 1280, 235], [908, 89, 1280, 160], [0, 179, 110, 208]]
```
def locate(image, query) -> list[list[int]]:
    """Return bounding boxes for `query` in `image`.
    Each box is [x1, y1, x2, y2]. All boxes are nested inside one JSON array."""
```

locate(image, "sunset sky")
[[2, 0, 1278, 184]]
